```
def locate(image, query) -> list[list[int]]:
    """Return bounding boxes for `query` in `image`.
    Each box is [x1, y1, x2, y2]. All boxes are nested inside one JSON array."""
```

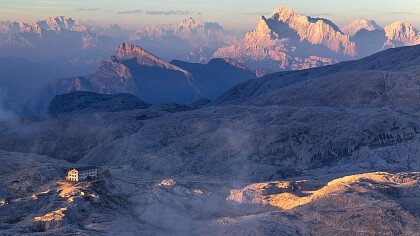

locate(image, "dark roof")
[[71, 166, 97, 171]]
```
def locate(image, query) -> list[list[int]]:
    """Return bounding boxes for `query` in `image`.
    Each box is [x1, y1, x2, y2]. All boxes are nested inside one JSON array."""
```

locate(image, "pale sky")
[[1, 0, 419, 31]]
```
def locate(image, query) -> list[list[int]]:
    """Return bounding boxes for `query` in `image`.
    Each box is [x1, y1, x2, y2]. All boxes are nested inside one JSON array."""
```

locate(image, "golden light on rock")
[[158, 179, 176, 187], [34, 208, 67, 222], [227, 172, 418, 210]]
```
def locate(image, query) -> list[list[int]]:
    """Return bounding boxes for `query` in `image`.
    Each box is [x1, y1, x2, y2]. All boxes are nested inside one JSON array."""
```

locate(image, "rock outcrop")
[[48, 91, 150, 115]]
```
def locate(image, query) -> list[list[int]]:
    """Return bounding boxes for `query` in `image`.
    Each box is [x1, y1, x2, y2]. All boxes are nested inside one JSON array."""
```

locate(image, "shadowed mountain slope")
[[38, 43, 255, 111]]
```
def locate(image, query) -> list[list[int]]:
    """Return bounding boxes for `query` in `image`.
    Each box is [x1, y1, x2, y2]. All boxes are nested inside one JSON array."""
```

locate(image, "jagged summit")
[[342, 17, 382, 36], [114, 43, 191, 75], [272, 6, 342, 32], [128, 18, 232, 62], [0, 16, 90, 37], [385, 21, 418, 37], [271, 6, 296, 16], [21, 16, 87, 34], [43, 16, 79, 31], [254, 16, 274, 38], [178, 18, 204, 28], [115, 43, 162, 63]]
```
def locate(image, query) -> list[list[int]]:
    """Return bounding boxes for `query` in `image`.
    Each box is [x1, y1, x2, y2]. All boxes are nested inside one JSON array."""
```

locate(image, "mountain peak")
[[255, 16, 273, 37], [386, 21, 415, 30], [114, 43, 192, 77], [179, 18, 204, 28], [14, 16, 89, 33], [115, 43, 160, 62], [44, 16, 76, 31], [271, 5, 355, 55], [270, 6, 341, 32], [213, 5, 357, 72], [47, 16, 73, 23], [272, 6, 296, 16], [384, 21, 420, 46], [342, 17, 382, 36], [384, 21, 419, 37]]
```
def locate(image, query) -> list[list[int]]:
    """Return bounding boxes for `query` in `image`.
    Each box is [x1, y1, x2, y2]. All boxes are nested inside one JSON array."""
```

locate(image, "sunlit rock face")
[[226, 172, 420, 235], [214, 6, 356, 72], [214, 5, 420, 73], [384, 21, 420, 47]]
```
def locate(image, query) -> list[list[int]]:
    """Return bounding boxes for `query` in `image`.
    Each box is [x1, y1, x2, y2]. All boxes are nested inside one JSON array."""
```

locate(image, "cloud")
[[310, 13, 332, 16], [382, 12, 412, 15], [117, 9, 197, 16], [243, 12, 270, 16], [34, 0, 55, 4], [145, 10, 191, 15], [74, 8, 100, 11], [117, 9, 143, 15]]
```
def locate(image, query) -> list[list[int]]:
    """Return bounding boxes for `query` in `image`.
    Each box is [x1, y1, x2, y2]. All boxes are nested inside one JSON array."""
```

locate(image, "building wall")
[[67, 169, 98, 182], [67, 170, 79, 182]]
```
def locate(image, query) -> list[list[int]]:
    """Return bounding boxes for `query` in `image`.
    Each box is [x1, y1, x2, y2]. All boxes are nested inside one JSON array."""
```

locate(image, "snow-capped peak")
[[342, 17, 383, 36]]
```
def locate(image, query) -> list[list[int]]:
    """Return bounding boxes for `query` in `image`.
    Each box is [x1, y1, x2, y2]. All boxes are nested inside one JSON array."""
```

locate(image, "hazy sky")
[[1, 0, 419, 31]]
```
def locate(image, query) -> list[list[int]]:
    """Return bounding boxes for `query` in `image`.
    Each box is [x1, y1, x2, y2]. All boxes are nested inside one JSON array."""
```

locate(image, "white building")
[[66, 166, 98, 182]]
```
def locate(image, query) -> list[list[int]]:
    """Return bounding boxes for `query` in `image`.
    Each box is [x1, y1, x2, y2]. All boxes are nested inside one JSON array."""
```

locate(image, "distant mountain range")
[[1, 11, 418, 74], [0, 16, 117, 64], [0, 16, 238, 65], [2, 9, 420, 115], [214, 6, 420, 73], [128, 18, 237, 63]]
